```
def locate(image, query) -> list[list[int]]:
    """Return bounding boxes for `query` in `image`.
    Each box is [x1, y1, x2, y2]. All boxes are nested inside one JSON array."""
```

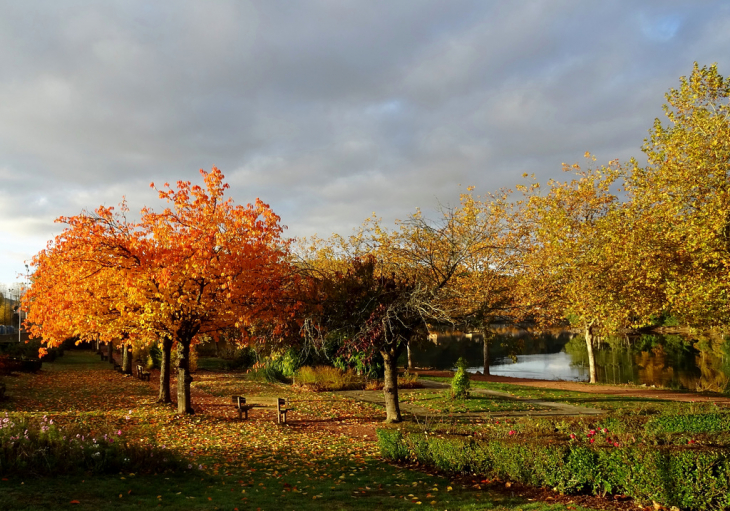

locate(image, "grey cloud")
[[1, 0, 729, 282]]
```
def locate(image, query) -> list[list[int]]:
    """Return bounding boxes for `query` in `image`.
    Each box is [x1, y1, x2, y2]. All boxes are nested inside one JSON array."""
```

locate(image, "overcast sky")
[[1, 1, 729, 285]]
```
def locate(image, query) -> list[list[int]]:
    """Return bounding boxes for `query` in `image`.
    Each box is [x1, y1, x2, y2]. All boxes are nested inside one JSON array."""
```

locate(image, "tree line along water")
[[406, 329, 730, 393]]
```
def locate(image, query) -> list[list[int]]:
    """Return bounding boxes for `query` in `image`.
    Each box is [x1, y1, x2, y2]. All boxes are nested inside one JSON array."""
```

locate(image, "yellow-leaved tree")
[[511, 159, 664, 383], [626, 63, 730, 330]]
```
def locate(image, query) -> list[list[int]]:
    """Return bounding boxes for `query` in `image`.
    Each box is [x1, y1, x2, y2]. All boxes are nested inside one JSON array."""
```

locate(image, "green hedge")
[[645, 413, 730, 434], [377, 429, 730, 510]]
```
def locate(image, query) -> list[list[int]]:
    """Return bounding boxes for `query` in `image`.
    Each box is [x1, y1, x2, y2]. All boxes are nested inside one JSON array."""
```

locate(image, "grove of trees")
[[21, 63, 730, 421]]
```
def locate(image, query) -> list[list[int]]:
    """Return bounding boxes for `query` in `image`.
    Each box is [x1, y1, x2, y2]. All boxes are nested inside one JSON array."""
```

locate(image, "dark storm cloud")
[[1, 0, 729, 281]]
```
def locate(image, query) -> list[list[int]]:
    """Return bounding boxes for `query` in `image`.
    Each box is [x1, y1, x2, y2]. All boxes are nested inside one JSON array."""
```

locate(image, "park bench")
[[136, 364, 151, 381], [231, 396, 291, 424]]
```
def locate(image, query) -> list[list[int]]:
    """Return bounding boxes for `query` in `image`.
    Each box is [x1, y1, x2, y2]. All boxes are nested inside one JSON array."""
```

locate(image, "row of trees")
[[23, 63, 730, 422]]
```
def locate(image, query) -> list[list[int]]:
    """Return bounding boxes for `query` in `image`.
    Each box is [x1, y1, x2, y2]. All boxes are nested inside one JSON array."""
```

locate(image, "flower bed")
[[0, 413, 185, 476]]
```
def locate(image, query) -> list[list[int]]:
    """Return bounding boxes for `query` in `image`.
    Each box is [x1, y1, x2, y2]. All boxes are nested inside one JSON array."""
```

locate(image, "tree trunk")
[[107, 341, 114, 364], [122, 343, 132, 375], [381, 349, 402, 423], [482, 332, 491, 376], [176, 341, 194, 414], [406, 341, 413, 370], [584, 323, 597, 384], [158, 336, 173, 404]]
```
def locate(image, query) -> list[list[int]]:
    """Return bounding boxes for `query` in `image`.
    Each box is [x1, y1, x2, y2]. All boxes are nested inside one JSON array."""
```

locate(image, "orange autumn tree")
[[140, 168, 291, 413], [24, 202, 153, 360], [25, 200, 195, 402], [25, 168, 291, 414]]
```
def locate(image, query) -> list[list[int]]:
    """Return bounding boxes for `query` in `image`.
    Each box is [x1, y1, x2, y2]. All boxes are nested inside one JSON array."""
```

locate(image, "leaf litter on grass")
[[0, 351, 601, 510]]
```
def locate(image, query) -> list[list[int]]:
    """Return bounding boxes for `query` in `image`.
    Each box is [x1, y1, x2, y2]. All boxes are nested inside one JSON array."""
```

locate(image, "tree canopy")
[[25, 168, 293, 413]]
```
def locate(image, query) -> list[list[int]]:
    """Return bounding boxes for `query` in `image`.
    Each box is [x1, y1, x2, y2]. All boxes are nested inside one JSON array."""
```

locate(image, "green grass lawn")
[[0, 472, 599, 510], [421, 376, 724, 413], [196, 357, 231, 372], [400, 389, 550, 414], [0, 351, 596, 510]]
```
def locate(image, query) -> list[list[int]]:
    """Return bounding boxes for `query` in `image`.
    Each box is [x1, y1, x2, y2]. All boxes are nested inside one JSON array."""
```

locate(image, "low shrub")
[[377, 429, 730, 510], [0, 339, 60, 362], [0, 355, 21, 375], [0, 413, 186, 477], [225, 347, 256, 370], [646, 413, 730, 434], [294, 365, 363, 391], [204, 346, 257, 371], [451, 357, 470, 398], [365, 371, 423, 390], [147, 343, 162, 370], [399, 371, 421, 388], [0, 355, 40, 374], [248, 360, 288, 383], [376, 429, 409, 461], [276, 349, 300, 378]]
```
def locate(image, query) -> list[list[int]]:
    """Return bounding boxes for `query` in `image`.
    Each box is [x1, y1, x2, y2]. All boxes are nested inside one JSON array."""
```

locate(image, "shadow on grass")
[[0, 469, 592, 511]]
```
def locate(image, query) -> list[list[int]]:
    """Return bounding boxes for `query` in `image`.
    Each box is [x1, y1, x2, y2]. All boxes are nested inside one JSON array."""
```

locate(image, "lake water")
[[476, 352, 589, 381], [406, 329, 730, 392]]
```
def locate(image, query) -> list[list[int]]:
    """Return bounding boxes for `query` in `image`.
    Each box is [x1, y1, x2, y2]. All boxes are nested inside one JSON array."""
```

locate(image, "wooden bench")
[[231, 396, 256, 420], [136, 364, 151, 381], [231, 396, 291, 424]]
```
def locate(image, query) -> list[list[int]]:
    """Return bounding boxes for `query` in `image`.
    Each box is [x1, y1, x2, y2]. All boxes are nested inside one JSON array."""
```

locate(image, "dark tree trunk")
[[584, 323, 597, 384], [107, 341, 114, 364], [482, 332, 491, 376], [122, 343, 132, 375], [176, 341, 194, 414], [406, 341, 413, 370], [158, 336, 173, 403], [381, 348, 402, 423]]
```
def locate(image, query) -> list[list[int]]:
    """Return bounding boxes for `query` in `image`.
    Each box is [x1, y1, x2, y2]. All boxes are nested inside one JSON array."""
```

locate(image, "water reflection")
[[406, 329, 730, 392], [472, 352, 588, 381]]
